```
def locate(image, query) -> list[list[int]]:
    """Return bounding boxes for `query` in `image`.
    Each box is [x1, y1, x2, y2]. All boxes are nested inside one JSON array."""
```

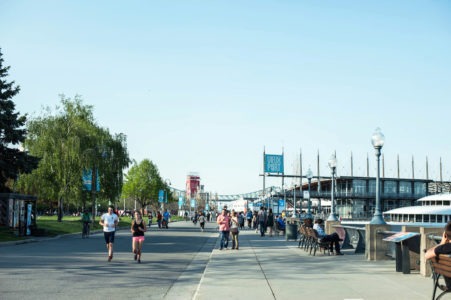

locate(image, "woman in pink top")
[[217, 209, 230, 250]]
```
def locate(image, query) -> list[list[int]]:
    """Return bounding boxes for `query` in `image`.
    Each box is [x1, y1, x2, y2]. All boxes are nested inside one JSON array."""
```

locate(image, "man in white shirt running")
[[99, 205, 119, 262]]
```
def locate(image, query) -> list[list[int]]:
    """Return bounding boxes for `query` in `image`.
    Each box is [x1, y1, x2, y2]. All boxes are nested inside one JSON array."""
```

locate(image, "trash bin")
[[286, 221, 298, 241]]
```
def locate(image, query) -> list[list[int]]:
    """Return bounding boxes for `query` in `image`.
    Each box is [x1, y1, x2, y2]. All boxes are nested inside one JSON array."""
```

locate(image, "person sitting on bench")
[[426, 221, 451, 290], [276, 215, 286, 235], [313, 219, 343, 255]]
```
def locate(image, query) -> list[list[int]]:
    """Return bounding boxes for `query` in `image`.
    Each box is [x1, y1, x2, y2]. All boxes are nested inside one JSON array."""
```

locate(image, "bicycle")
[[82, 222, 91, 238]]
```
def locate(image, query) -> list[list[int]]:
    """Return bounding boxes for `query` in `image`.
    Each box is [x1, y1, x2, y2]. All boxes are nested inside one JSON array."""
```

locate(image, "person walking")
[[238, 212, 245, 230], [267, 208, 274, 237], [246, 210, 253, 229], [99, 205, 119, 262], [217, 209, 230, 250], [131, 211, 146, 263], [230, 211, 240, 250], [81, 209, 92, 238], [198, 213, 206, 232], [157, 211, 162, 229], [258, 206, 267, 237]]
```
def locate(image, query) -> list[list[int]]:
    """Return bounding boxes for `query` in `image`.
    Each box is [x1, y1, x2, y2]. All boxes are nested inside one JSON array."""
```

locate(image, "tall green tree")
[[0, 49, 39, 192], [122, 159, 167, 215], [21, 96, 130, 221]]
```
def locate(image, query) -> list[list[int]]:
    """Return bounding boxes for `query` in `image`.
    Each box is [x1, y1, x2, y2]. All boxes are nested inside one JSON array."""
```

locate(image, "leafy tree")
[[0, 48, 39, 192], [21, 95, 130, 221], [122, 159, 168, 215]]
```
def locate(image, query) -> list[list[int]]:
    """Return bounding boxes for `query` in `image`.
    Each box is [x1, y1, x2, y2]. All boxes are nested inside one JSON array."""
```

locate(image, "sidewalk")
[[192, 228, 432, 300]]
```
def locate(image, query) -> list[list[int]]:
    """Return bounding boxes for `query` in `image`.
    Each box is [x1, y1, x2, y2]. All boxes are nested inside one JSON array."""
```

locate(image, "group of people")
[[156, 209, 171, 229], [241, 208, 286, 236], [217, 208, 240, 250], [97, 206, 173, 263]]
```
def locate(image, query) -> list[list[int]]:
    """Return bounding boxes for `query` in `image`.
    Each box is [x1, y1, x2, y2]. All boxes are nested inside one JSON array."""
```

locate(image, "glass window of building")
[[399, 181, 412, 194], [384, 181, 397, 194], [414, 182, 426, 196], [352, 180, 366, 195], [368, 179, 376, 195]]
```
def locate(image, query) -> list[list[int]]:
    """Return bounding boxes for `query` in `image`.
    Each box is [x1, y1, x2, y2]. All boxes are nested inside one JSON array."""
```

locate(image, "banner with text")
[[264, 154, 284, 174], [158, 190, 165, 203]]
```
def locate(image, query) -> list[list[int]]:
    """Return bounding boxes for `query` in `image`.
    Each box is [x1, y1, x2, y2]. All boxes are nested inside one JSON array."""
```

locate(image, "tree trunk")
[[91, 166, 97, 223], [57, 196, 63, 222]]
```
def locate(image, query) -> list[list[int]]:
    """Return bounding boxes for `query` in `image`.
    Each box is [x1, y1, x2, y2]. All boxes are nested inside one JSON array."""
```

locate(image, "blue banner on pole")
[[264, 154, 284, 173], [158, 190, 165, 203], [178, 196, 184, 208], [190, 199, 196, 208], [278, 199, 285, 207], [82, 169, 100, 191]]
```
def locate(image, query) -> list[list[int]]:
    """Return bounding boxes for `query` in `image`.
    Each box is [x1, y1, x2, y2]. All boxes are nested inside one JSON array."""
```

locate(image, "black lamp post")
[[370, 128, 386, 225], [327, 154, 338, 221], [306, 168, 313, 219]]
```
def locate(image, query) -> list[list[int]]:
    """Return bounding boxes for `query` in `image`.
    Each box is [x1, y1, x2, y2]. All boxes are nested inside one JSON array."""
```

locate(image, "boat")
[[383, 193, 451, 227]]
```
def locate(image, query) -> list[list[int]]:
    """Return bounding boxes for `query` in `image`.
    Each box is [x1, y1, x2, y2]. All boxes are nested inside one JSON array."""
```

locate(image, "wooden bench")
[[298, 224, 308, 248], [430, 254, 451, 300], [306, 227, 331, 256]]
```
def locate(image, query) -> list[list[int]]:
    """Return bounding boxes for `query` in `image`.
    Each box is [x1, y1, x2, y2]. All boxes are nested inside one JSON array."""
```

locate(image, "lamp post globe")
[[306, 168, 313, 219], [327, 154, 339, 221], [370, 128, 386, 224]]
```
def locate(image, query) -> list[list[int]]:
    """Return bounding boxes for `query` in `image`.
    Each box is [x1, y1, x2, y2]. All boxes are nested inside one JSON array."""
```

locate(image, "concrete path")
[[0, 221, 433, 300]]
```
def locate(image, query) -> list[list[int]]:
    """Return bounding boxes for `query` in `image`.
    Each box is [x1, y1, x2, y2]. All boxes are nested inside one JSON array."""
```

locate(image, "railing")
[[289, 191, 424, 200], [332, 225, 366, 254]]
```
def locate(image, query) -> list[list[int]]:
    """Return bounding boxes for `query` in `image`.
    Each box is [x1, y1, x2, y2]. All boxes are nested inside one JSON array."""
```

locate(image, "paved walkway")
[[1, 222, 433, 300], [191, 227, 432, 300]]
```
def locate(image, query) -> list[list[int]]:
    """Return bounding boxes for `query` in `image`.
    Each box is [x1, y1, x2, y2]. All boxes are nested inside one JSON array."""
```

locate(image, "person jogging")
[[99, 205, 119, 262]]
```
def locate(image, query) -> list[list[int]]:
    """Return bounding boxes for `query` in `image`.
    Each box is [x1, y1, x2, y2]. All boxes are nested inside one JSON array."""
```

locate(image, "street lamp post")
[[370, 128, 386, 225], [306, 168, 313, 219], [293, 184, 296, 218], [327, 154, 338, 221]]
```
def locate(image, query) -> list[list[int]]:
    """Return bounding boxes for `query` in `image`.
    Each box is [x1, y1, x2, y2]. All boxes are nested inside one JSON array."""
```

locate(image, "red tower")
[[186, 172, 200, 200]]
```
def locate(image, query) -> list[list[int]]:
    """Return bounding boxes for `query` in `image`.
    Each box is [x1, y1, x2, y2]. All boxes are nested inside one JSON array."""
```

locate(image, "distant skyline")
[[1, 1, 450, 194]]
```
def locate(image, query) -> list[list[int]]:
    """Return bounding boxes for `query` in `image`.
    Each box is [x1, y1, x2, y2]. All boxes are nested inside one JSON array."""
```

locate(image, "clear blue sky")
[[1, 1, 450, 195]]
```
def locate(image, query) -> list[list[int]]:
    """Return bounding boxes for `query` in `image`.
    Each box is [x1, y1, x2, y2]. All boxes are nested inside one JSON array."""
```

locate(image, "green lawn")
[[0, 214, 183, 242], [0, 215, 134, 242]]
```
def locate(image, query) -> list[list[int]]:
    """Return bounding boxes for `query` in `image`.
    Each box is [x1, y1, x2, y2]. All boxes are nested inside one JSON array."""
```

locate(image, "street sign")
[[264, 154, 284, 173], [278, 199, 285, 207]]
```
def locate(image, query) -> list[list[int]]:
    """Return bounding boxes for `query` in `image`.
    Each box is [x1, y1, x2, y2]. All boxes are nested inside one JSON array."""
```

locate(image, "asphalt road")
[[0, 220, 218, 300]]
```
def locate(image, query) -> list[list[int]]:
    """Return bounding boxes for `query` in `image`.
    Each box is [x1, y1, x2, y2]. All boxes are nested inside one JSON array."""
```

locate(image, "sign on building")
[[264, 154, 284, 174]]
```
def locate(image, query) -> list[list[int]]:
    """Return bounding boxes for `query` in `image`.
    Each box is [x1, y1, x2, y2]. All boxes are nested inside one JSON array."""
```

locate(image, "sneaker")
[[336, 252, 344, 256], [219, 248, 223, 250], [108, 255, 112, 262], [138, 259, 141, 263], [134, 254, 137, 261]]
